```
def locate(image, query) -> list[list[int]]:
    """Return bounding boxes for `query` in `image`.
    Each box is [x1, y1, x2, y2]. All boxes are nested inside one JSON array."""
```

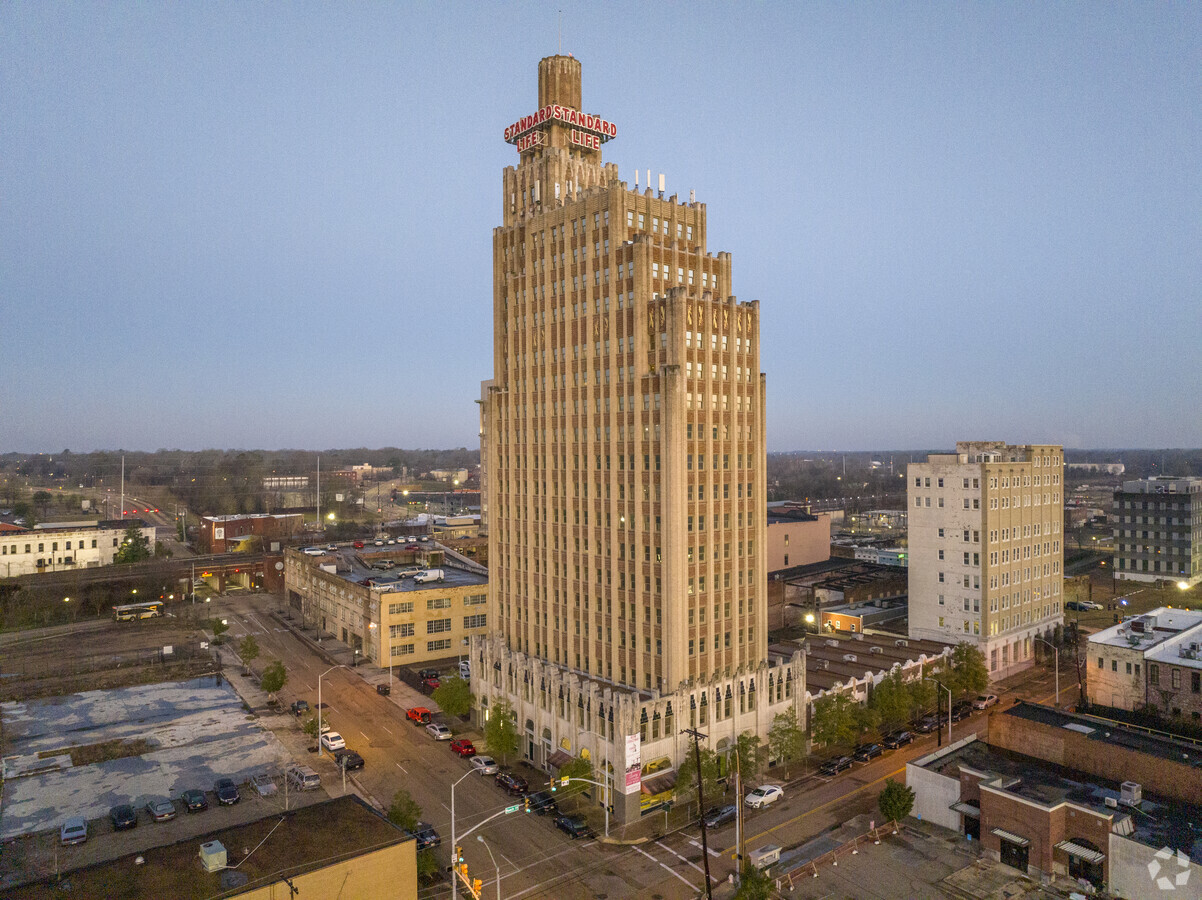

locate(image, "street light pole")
[[1034, 637, 1059, 707], [924, 676, 952, 747], [477, 835, 501, 899], [450, 769, 473, 900], [316, 664, 347, 757]]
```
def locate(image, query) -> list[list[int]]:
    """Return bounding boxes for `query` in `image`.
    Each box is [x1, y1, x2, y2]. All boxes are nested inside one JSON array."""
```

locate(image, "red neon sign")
[[504, 104, 617, 145]]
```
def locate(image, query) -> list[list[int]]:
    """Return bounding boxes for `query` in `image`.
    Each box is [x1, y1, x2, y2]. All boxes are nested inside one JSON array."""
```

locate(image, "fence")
[[775, 820, 899, 891]]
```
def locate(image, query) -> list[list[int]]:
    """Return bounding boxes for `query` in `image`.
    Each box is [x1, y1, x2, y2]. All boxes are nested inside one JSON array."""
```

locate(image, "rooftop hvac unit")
[[199, 840, 227, 873], [826, 640, 840, 647], [818, 659, 829, 670], [1104, 796, 1118, 808], [842, 654, 858, 663], [895, 640, 909, 648], [870, 646, 884, 654], [1121, 782, 1142, 807]]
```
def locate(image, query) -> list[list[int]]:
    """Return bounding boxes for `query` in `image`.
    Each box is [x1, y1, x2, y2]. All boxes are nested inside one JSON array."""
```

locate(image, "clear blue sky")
[[3, 3, 1199, 452]]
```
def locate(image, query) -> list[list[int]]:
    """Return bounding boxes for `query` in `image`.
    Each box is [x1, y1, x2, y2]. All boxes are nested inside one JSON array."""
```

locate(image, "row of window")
[[1, 538, 105, 555], [389, 639, 453, 658]]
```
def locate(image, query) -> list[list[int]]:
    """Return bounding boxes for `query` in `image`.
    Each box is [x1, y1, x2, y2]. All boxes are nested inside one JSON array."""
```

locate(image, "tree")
[[154, 540, 172, 558], [733, 863, 773, 900], [810, 691, 861, 748], [767, 711, 805, 778], [12, 501, 36, 527], [869, 669, 915, 733], [483, 698, 519, 765], [415, 850, 440, 882], [301, 715, 319, 740], [210, 618, 230, 644], [675, 743, 722, 805], [238, 635, 260, 675], [32, 490, 53, 515], [878, 778, 915, 823], [908, 677, 937, 717], [944, 642, 989, 698], [431, 675, 473, 718], [387, 788, 422, 833], [113, 524, 151, 564], [260, 659, 287, 700], [733, 731, 767, 783]]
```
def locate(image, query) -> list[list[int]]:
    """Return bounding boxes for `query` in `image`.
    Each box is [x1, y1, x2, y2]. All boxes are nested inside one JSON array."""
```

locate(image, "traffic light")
[[455, 845, 464, 863], [472, 879, 482, 894], [459, 862, 469, 878], [524, 797, 531, 812]]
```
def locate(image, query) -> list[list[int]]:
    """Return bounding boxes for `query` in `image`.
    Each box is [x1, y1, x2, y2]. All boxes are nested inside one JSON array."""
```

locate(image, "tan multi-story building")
[[284, 548, 488, 667], [907, 442, 1065, 679], [476, 56, 802, 825]]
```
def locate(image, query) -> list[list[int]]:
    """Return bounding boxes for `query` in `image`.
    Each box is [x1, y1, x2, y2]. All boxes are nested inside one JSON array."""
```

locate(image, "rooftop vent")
[[1121, 782, 1142, 807], [870, 646, 884, 654], [825, 639, 840, 647], [1104, 796, 1118, 809], [842, 654, 858, 663], [895, 639, 909, 648]]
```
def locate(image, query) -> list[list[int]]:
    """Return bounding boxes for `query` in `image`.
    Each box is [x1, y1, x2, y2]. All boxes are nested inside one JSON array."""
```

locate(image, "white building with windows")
[[907, 442, 1064, 679], [0, 520, 156, 578]]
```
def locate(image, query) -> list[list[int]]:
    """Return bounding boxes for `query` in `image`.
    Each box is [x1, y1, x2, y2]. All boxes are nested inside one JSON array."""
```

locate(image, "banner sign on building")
[[624, 733, 641, 794]]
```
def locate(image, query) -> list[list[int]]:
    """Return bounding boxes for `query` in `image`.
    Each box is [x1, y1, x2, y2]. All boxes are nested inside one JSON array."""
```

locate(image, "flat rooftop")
[[1004, 701, 1202, 769], [8, 795, 410, 900], [1088, 607, 1202, 651], [915, 736, 1202, 859]]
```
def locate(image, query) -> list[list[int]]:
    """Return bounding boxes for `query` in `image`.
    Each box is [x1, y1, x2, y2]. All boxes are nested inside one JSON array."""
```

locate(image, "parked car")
[[703, 805, 738, 828], [744, 785, 784, 808], [333, 748, 365, 771], [1079, 600, 1104, 610], [417, 668, 441, 680], [1064, 600, 1084, 611], [182, 789, 208, 812], [251, 773, 278, 796], [60, 817, 88, 845], [426, 723, 452, 741], [470, 755, 499, 775], [819, 756, 854, 776], [526, 790, 558, 815], [450, 738, 476, 757], [554, 815, 594, 839], [406, 543, 420, 550], [406, 707, 432, 725], [320, 732, 347, 752], [951, 701, 974, 722], [853, 743, 883, 762], [376, 682, 391, 696], [109, 804, 138, 830], [353, 541, 365, 549], [413, 569, 445, 584], [144, 797, 177, 821], [287, 765, 321, 791], [914, 715, 941, 733], [882, 730, 913, 749], [496, 772, 529, 795], [421, 677, 441, 693], [458, 660, 471, 679], [214, 778, 241, 805], [973, 694, 999, 710], [412, 822, 441, 850], [291, 700, 310, 717]]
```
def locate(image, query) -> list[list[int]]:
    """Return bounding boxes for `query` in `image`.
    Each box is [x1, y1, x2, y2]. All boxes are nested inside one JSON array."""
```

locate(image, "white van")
[[287, 765, 321, 791], [413, 569, 445, 584]]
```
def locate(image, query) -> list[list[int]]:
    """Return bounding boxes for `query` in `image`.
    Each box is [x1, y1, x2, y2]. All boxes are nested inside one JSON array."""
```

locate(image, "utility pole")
[[681, 727, 714, 900]]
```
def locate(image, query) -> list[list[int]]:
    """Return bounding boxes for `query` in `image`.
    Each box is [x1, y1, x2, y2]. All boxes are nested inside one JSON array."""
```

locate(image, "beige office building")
[[476, 56, 802, 824], [907, 442, 1065, 679]]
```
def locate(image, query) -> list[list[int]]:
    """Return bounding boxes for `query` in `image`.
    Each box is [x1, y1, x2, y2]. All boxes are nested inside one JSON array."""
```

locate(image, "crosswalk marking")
[[687, 838, 722, 858], [634, 845, 697, 889], [657, 840, 717, 879]]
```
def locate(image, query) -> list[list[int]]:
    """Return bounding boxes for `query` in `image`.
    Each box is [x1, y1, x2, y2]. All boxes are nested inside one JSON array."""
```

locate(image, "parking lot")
[[1, 677, 296, 835]]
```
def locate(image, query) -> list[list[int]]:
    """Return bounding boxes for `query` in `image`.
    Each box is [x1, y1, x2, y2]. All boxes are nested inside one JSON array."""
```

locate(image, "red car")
[[421, 677, 441, 693], [406, 707, 431, 725], [353, 541, 365, 549], [450, 739, 476, 758]]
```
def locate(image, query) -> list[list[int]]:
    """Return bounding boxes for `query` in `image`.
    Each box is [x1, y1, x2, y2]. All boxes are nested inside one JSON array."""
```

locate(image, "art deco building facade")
[[908, 442, 1065, 679], [476, 56, 802, 823]]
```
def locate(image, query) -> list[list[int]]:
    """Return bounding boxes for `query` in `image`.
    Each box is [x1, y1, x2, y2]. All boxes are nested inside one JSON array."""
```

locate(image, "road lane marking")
[[687, 838, 721, 858], [381, 725, 392, 734], [360, 730, 370, 741], [634, 845, 697, 889], [656, 840, 715, 879], [395, 763, 408, 774]]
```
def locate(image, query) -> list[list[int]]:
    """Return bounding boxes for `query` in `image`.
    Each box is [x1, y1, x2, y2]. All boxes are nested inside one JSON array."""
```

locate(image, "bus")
[[112, 601, 165, 622]]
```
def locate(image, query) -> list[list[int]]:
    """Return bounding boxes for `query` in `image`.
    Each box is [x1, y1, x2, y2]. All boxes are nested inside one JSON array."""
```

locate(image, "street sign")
[[505, 804, 520, 814]]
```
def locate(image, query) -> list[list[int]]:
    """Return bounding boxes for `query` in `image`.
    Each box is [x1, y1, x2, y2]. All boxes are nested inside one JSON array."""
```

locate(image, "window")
[[391, 644, 415, 657], [464, 613, 487, 629], [390, 623, 414, 638], [427, 618, 452, 634], [388, 601, 414, 615], [427, 597, 452, 610], [428, 639, 452, 652]]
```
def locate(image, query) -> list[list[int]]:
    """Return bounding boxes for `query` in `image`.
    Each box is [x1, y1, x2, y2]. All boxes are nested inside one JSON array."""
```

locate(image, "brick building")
[[1087, 606, 1202, 721], [196, 513, 304, 554]]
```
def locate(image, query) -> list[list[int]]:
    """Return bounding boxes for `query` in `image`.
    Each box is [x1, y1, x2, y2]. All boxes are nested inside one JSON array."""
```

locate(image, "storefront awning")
[[950, 802, 980, 818], [546, 750, 573, 769], [641, 771, 677, 796], [1055, 840, 1105, 864], [991, 828, 1030, 847]]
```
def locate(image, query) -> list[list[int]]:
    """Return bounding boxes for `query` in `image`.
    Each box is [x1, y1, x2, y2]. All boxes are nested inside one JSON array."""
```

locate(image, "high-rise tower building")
[[907, 441, 1065, 679], [475, 56, 801, 824], [1112, 476, 1202, 587]]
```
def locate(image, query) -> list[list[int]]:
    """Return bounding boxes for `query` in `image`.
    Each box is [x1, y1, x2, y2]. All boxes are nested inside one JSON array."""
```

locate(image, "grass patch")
[[38, 736, 153, 766]]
